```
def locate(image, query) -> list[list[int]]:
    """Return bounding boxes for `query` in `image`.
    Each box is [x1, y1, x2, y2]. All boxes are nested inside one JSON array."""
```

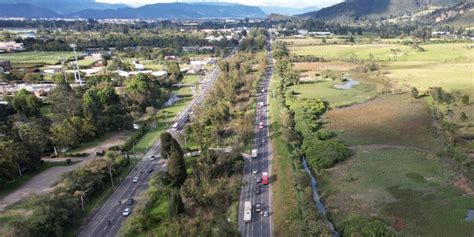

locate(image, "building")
[[132, 60, 145, 71], [0, 60, 12, 72], [0, 41, 25, 52]]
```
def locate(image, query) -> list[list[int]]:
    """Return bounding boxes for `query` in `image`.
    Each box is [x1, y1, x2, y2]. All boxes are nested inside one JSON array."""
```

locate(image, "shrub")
[[123, 126, 149, 151], [304, 141, 352, 171], [65, 159, 72, 164], [316, 130, 337, 140], [460, 112, 468, 121], [461, 95, 469, 105], [63, 152, 88, 157], [340, 216, 392, 237]]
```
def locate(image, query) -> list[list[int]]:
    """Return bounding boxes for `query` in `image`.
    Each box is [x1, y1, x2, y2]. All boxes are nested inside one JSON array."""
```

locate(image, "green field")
[[289, 43, 473, 62], [0, 51, 75, 65], [289, 78, 378, 108], [320, 148, 474, 236]]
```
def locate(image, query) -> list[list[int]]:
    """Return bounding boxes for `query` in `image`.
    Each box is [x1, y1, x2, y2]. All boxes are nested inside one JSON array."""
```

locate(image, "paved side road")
[[239, 34, 274, 237], [78, 58, 227, 237]]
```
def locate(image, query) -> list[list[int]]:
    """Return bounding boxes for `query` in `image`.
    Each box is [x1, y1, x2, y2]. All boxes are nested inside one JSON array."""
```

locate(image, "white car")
[[263, 211, 269, 217], [253, 169, 258, 174], [149, 155, 156, 161], [132, 176, 139, 183], [122, 208, 131, 216]]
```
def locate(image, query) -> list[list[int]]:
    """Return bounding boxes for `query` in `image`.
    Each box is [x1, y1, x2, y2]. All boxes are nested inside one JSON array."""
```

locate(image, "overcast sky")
[[96, 0, 343, 8]]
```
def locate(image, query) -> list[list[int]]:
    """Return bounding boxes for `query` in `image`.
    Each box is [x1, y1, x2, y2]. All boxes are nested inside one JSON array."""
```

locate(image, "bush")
[[122, 126, 149, 151], [304, 141, 352, 171], [96, 150, 106, 156], [63, 152, 89, 157], [316, 130, 337, 140], [340, 216, 392, 237], [65, 159, 72, 164]]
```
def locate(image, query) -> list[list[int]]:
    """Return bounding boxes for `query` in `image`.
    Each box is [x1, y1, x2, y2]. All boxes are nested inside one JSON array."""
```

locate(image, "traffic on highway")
[[239, 34, 274, 237]]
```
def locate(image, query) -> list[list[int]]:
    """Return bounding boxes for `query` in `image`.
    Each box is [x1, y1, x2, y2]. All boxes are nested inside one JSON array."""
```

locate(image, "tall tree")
[[168, 188, 185, 218], [11, 89, 41, 118]]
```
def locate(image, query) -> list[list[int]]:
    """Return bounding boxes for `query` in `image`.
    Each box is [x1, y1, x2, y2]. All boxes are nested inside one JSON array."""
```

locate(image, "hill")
[[260, 6, 320, 16], [300, 0, 466, 21], [67, 2, 266, 19], [0, 0, 126, 14], [0, 3, 60, 18]]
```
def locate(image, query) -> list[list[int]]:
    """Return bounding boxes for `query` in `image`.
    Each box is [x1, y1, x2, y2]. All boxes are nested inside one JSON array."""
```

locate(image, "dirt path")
[[0, 131, 129, 212]]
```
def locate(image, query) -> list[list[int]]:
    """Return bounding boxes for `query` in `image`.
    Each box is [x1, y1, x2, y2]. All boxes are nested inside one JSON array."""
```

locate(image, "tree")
[[166, 61, 183, 83], [166, 136, 187, 187], [411, 87, 419, 99], [125, 73, 160, 108], [48, 83, 82, 121], [0, 140, 27, 185], [160, 132, 183, 160], [460, 112, 468, 121], [11, 89, 41, 118], [168, 188, 185, 218], [462, 95, 469, 105]]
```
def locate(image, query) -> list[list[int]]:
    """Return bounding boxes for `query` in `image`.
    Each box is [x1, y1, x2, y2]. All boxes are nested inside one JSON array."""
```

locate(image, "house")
[[0, 60, 12, 72], [0, 41, 25, 52], [151, 71, 168, 78], [132, 60, 145, 71], [43, 65, 63, 74]]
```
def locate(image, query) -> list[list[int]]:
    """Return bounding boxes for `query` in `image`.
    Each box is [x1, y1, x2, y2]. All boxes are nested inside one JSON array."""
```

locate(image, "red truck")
[[262, 172, 269, 185]]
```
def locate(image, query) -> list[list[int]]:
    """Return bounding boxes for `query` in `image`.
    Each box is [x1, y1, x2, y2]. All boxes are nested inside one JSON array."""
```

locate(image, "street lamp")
[[70, 43, 83, 85]]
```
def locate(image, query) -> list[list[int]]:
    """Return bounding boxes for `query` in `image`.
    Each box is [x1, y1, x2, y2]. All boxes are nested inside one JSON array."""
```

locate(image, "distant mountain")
[[67, 2, 266, 19], [0, 3, 60, 18], [300, 0, 466, 21], [260, 6, 320, 16], [0, 0, 127, 14]]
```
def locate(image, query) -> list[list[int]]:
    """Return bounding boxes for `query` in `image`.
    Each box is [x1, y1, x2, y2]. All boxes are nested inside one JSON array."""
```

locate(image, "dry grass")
[[325, 94, 435, 149]]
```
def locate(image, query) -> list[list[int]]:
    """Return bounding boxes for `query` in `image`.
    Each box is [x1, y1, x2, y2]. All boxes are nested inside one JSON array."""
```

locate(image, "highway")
[[78, 60, 223, 237], [238, 34, 273, 237]]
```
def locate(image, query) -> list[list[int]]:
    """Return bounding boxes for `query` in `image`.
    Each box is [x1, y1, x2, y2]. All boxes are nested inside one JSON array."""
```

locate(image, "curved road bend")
[[239, 35, 274, 237]]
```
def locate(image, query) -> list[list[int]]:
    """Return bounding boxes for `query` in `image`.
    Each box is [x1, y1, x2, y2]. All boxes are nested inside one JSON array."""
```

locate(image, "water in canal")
[[302, 156, 340, 237]]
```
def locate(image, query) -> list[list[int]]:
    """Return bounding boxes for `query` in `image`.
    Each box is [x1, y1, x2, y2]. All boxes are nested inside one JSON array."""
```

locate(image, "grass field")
[[320, 148, 474, 236], [289, 78, 379, 108], [325, 94, 434, 149], [289, 43, 473, 62], [0, 51, 75, 65], [385, 61, 474, 94]]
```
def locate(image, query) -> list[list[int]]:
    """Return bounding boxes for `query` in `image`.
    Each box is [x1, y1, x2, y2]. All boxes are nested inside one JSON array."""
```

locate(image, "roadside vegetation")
[[279, 35, 474, 236], [119, 30, 270, 235]]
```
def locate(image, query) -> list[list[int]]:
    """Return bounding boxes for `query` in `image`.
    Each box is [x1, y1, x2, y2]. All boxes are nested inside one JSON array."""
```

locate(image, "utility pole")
[[70, 43, 83, 85]]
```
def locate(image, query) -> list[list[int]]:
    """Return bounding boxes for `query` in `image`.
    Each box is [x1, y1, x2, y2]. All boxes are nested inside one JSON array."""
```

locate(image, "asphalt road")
[[78, 61, 224, 237], [239, 36, 274, 237]]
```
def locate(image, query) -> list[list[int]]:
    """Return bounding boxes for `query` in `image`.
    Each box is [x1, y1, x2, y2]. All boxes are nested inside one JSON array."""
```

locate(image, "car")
[[253, 169, 258, 174], [149, 155, 156, 161], [255, 188, 261, 195], [126, 198, 134, 205], [132, 176, 139, 183], [256, 177, 261, 183], [122, 208, 131, 216], [263, 211, 269, 217], [255, 203, 261, 212], [147, 168, 154, 173]]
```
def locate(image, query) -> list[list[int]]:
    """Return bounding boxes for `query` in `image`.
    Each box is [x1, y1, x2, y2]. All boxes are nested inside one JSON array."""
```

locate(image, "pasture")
[[325, 94, 435, 149], [320, 148, 474, 236], [0, 51, 75, 65]]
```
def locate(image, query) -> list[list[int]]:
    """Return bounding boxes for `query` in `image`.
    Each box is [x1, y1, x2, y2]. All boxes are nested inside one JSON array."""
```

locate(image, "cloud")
[[96, 0, 343, 8]]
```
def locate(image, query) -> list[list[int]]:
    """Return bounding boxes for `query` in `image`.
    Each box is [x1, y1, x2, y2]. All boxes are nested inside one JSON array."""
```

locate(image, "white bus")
[[243, 201, 252, 223], [172, 122, 179, 130]]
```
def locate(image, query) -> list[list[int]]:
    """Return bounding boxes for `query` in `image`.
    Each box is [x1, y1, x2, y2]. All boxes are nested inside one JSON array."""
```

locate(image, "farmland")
[[282, 37, 474, 236]]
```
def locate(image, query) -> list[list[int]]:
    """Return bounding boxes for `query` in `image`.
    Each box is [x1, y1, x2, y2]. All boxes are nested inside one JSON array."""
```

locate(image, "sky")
[[96, 0, 343, 8]]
